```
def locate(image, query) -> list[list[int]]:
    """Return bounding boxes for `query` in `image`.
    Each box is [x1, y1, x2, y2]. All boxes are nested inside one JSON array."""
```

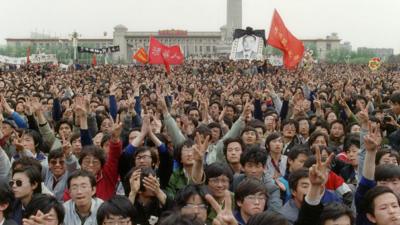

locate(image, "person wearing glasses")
[[9, 166, 42, 225], [234, 178, 268, 225], [23, 194, 65, 225], [64, 170, 103, 225], [175, 184, 209, 223], [97, 195, 136, 225], [62, 100, 123, 202], [43, 147, 79, 202]]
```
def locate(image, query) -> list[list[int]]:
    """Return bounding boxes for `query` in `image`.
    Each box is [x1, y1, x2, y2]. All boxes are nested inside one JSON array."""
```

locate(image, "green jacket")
[[165, 168, 191, 199]]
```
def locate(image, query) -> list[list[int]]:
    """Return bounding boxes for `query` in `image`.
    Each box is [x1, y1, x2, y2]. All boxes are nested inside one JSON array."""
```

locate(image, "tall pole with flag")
[[267, 9, 304, 69]]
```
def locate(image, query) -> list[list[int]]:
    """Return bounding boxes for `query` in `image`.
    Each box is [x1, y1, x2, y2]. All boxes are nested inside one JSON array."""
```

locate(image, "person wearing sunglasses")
[[97, 195, 136, 225], [43, 148, 79, 202], [9, 166, 42, 225], [23, 194, 65, 225]]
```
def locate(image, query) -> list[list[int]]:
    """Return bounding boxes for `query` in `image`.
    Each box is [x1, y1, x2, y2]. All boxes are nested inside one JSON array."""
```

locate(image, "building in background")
[[5, 1, 356, 63], [357, 47, 394, 61]]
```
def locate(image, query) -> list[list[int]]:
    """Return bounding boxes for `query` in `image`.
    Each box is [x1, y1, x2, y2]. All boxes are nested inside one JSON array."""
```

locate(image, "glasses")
[[183, 204, 208, 210], [135, 155, 152, 161], [49, 159, 65, 166], [208, 177, 230, 185], [82, 158, 101, 166], [9, 180, 23, 187], [103, 218, 131, 225], [245, 195, 267, 202]]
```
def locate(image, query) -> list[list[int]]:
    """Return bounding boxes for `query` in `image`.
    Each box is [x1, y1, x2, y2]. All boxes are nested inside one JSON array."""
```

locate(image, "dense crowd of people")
[[0, 59, 400, 225]]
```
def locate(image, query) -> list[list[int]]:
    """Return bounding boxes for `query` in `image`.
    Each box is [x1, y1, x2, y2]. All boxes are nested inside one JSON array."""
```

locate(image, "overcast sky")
[[1, 0, 399, 53]]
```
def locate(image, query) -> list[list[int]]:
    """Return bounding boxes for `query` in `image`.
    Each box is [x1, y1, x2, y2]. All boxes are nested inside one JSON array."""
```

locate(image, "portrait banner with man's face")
[[229, 35, 264, 61]]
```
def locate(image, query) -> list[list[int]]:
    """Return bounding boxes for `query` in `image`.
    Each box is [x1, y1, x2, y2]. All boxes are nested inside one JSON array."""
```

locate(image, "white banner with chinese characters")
[[0, 53, 58, 65]]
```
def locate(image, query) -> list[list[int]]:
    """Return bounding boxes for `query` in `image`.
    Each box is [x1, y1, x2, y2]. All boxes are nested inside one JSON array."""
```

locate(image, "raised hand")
[[309, 145, 334, 186], [109, 83, 118, 96], [364, 122, 382, 152], [61, 134, 72, 157], [110, 114, 123, 141], [73, 96, 87, 118], [241, 99, 252, 121], [0, 95, 13, 115], [129, 169, 141, 195], [193, 133, 210, 162], [356, 107, 369, 129], [22, 210, 50, 225], [206, 190, 238, 225]]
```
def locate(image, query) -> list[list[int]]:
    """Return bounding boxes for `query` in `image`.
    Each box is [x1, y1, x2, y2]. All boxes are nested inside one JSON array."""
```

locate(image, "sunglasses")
[[9, 180, 23, 187], [49, 159, 65, 166]]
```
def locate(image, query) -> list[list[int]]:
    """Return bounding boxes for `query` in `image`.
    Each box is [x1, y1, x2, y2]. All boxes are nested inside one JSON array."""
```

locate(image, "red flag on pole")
[[133, 48, 148, 64], [26, 47, 31, 64], [148, 37, 184, 73], [91, 54, 97, 67], [148, 37, 167, 64], [267, 9, 304, 69]]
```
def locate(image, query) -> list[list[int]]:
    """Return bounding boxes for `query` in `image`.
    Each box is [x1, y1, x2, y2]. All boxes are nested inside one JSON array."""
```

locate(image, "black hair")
[[234, 177, 268, 205], [0, 181, 15, 218], [249, 119, 266, 134], [375, 164, 400, 181], [133, 146, 159, 168], [97, 195, 136, 225], [208, 122, 222, 138], [288, 168, 309, 192], [223, 138, 245, 158], [174, 139, 195, 164], [79, 145, 106, 167], [240, 148, 268, 167], [376, 149, 400, 165], [265, 132, 282, 152], [363, 186, 400, 218], [100, 132, 112, 148], [140, 167, 157, 192], [287, 145, 311, 161], [70, 131, 81, 144], [12, 156, 42, 173], [12, 166, 42, 194], [343, 133, 360, 152], [193, 125, 212, 139], [320, 202, 354, 225], [281, 119, 299, 133], [308, 131, 329, 147], [67, 170, 96, 189], [240, 125, 256, 137], [24, 194, 65, 224], [48, 148, 65, 161], [204, 162, 233, 185], [247, 211, 289, 225], [55, 119, 73, 134], [390, 92, 400, 104], [22, 129, 44, 152], [329, 120, 345, 132], [175, 184, 208, 209], [159, 213, 204, 225]]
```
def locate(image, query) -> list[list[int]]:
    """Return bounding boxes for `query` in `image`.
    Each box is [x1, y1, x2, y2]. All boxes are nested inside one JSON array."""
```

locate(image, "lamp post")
[[71, 31, 79, 63]]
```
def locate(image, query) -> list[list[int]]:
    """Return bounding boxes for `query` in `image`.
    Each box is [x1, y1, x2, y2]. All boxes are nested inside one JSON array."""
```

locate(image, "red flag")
[[148, 37, 167, 64], [267, 9, 304, 69], [133, 48, 148, 64], [26, 47, 31, 64], [148, 37, 184, 65], [91, 54, 97, 67]]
